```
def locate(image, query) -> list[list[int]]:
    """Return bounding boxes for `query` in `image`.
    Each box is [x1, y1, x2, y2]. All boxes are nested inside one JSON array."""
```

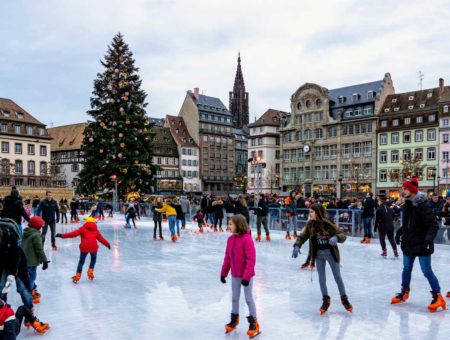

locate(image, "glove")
[[220, 276, 226, 284], [242, 280, 249, 287], [328, 236, 338, 246], [425, 240, 434, 251], [395, 234, 401, 245], [1, 275, 14, 294], [292, 246, 301, 258], [42, 261, 50, 270], [56, 233, 63, 238]]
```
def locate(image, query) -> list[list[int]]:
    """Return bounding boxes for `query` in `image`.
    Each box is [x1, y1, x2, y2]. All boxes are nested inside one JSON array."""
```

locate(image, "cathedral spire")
[[229, 52, 249, 129]]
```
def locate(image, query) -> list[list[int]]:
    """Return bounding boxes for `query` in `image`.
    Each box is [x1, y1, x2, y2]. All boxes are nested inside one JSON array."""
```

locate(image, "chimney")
[[193, 87, 200, 99], [439, 78, 444, 94]]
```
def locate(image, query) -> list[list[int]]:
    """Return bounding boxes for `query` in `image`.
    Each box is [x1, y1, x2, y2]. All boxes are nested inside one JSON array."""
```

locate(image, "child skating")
[[221, 214, 260, 338], [193, 210, 204, 233], [292, 203, 352, 314], [56, 219, 110, 283]]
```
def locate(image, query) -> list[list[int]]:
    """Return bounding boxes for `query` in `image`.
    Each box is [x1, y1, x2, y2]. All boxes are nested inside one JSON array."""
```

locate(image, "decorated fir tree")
[[77, 33, 155, 196]]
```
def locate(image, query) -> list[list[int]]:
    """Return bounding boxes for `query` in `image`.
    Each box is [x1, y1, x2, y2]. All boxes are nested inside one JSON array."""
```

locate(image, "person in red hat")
[[21, 216, 49, 304], [391, 177, 446, 312], [56, 221, 110, 284]]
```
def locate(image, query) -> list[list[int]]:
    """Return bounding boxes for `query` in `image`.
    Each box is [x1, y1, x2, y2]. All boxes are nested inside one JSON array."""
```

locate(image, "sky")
[[1, 0, 450, 127]]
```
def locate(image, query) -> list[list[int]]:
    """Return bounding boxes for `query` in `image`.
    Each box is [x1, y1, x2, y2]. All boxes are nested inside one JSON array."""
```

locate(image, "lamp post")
[[111, 175, 118, 212]]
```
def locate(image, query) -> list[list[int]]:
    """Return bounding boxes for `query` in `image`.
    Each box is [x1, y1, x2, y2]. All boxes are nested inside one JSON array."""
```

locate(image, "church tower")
[[229, 53, 249, 128]]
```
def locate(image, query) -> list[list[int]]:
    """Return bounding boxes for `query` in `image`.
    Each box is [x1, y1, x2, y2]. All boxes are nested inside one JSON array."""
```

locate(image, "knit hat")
[[402, 177, 419, 194], [29, 216, 45, 230], [84, 216, 96, 223]]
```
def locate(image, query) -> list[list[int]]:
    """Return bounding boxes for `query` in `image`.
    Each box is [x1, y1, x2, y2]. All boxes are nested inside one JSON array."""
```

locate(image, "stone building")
[[229, 53, 249, 129], [0, 98, 52, 187], [179, 89, 235, 193], [233, 126, 249, 191]]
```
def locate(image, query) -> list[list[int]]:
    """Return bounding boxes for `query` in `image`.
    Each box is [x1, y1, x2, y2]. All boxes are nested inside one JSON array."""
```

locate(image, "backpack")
[[0, 218, 20, 249]]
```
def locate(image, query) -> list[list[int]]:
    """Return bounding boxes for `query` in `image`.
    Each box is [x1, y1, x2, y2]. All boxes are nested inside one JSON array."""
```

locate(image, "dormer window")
[[338, 96, 346, 104], [408, 105, 414, 110], [404, 117, 411, 125], [409, 95, 414, 100], [384, 108, 390, 113], [394, 107, 400, 111], [416, 116, 423, 123], [444, 105, 449, 113], [39, 128, 45, 136], [3, 110, 10, 117], [367, 91, 375, 99], [392, 98, 397, 103], [429, 114, 436, 122], [352, 93, 360, 102], [26, 126, 33, 135], [305, 100, 311, 109], [16, 112, 24, 119], [420, 104, 425, 108]]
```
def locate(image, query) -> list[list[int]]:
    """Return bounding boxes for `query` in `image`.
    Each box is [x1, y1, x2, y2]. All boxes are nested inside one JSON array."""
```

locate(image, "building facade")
[[248, 109, 287, 194], [376, 86, 441, 197], [0, 98, 52, 187], [150, 118, 182, 194], [438, 80, 450, 195], [234, 127, 249, 191], [229, 53, 249, 129], [165, 115, 202, 193], [179, 89, 235, 193], [48, 123, 86, 188]]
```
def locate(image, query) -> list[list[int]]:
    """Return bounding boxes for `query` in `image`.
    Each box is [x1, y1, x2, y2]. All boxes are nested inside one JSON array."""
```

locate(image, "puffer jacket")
[[221, 230, 256, 281], [61, 222, 110, 253], [1, 195, 29, 225]]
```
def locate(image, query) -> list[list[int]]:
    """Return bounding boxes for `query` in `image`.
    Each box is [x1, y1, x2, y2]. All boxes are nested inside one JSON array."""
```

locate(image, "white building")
[[247, 109, 288, 194], [166, 115, 202, 193]]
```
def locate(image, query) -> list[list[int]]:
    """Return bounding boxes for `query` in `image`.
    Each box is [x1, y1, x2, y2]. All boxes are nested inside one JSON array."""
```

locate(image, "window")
[[415, 130, 423, 142], [314, 146, 321, 160], [316, 99, 322, 109], [443, 151, 449, 162], [296, 102, 302, 111], [0, 123, 6, 133], [39, 145, 46, 156], [408, 105, 414, 110], [305, 100, 311, 109], [429, 114, 436, 122], [257, 138, 263, 145], [343, 144, 350, 158], [295, 115, 301, 125], [322, 146, 329, 159], [1, 142, 9, 153], [314, 112, 322, 121], [444, 119, 449, 127], [427, 129, 436, 141], [444, 105, 449, 113], [391, 150, 399, 163], [380, 134, 387, 145], [381, 120, 387, 127], [444, 134, 449, 143], [380, 151, 387, 163], [393, 119, 399, 126], [203, 135, 208, 142], [409, 95, 414, 100], [71, 163, 80, 172], [330, 145, 337, 158], [342, 164, 350, 179], [314, 128, 323, 139], [275, 150, 280, 160], [15, 160, 23, 174], [353, 93, 359, 102], [28, 160, 35, 175], [391, 133, 399, 144], [14, 125, 20, 134], [384, 108, 390, 113], [15, 143, 22, 154], [327, 126, 337, 137], [182, 159, 187, 166], [363, 141, 372, 155], [404, 117, 411, 125], [368, 91, 375, 99], [27, 144, 35, 155], [403, 149, 411, 161], [314, 166, 321, 180], [305, 113, 312, 123], [416, 116, 423, 123], [415, 148, 423, 160], [304, 129, 312, 140], [26, 126, 33, 135], [403, 131, 411, 143], [394, 107, 400, 112], [295, 130, 302, 141], [392, 98, 397, 103], [353, 143, 360, 157], [427, 148, 436, 160]]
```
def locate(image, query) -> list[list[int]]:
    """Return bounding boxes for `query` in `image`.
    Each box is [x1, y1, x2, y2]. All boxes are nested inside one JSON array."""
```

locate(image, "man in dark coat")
[[361, 192, 376, 243], [374, 197, 398, 257], [37, 191, 60, 250], [1, 189, 30, 237], [391, 178, 446, 312]]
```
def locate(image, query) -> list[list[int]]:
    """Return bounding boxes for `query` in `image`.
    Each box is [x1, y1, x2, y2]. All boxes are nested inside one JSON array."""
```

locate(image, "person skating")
[[155, 199, 178, 242], [292, 203, 352, 314], [374, 197, 398, 258], [37, 191, 60, 250], [180, 195, 190, 230], [59, 197, 69, 224], [21, 216, 50, 304], [221, 215, 260, 338], [361, 192, 376, 243], [56, 219, 110, 283], [252, 193, 270, 241], [151, 197, 163, 240], [125, 204, 137, 229], [193, 210, 204, 233], [391, 178, 446, 312], [284, 191, 297, 240], [212, 197, 224, 232], [1, 188, 30, 238], [172, 198, 184, 237], [234, 194, 250, 225], [70, 198, 80, 223], [31, 195, 40, 217]]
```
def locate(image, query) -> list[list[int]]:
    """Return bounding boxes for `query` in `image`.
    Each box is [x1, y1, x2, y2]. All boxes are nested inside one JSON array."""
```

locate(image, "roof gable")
[[47, 123, 87, 151], [0, 98, 45, 125]]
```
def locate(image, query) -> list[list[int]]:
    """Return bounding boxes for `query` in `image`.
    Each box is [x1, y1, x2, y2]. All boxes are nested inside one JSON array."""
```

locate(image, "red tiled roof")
[[248, 109, 288, 128], [47, 123, 87, 151], [165, 115, 198, 147]]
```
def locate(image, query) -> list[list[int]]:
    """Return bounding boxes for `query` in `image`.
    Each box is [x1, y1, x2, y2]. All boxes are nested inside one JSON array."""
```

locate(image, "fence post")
[[351, 211, 355, 237]]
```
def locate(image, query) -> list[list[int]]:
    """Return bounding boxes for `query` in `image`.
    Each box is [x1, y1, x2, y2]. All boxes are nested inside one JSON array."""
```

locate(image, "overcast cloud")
[[1, 0, 450, 126]]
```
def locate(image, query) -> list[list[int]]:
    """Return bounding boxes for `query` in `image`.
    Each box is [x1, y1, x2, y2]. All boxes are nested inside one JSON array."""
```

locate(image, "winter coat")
[[221, 230, 256, 281], [397, 192, 439, 256], [374, 204, 394, 233], [32, 198, 40, 208], [155, 203, 177, 217], [193, 211, 204, 222], [1, 195, 30, 226], [61, 222, 110, 253], [255, 199, 268, 217], [224, 199, 235, 214], [180, 197, 190, 214], [21, 228, 47, 267], [126, 206, 136, 218], [200, 197, 209, 212], [59, 201, 68, 214], [212, 200, 224, 219], [152, 204, 163, 222], [70, 200, 79, 212], [234, 201, 250, 223], [429, 199, 443, 219], [361, 198, 376, 218], [294, 220, 346, 263], [37, 199, 60, 222], [173, 204, 184, 219], [0, 219, 20, 277]]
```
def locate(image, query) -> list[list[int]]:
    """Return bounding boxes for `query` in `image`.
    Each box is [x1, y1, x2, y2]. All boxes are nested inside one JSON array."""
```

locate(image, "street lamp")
[[111, 175, 118, 212]]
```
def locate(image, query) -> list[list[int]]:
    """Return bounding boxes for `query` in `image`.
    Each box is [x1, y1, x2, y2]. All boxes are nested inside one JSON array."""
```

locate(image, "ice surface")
[[9, 216, 450, 340]]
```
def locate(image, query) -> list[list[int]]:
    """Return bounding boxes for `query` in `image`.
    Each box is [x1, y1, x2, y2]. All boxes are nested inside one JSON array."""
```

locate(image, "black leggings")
[[154, 220, 162, 237], [214, 217, 223, 229], [60, 213, 68, 223], [379, 229, 397, 251], [70, 210, 78, 222]]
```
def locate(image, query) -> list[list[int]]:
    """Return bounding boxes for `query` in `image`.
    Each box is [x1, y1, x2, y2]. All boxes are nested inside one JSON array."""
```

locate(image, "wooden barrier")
[[0, 187, 75, 200]]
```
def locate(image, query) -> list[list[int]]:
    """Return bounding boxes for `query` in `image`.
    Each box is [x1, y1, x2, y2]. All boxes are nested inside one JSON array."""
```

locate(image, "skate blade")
[[249, 331, 261, 338]]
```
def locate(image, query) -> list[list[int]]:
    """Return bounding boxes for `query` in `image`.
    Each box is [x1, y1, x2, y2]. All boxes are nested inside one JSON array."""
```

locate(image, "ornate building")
[[229, 53, 249, 129]]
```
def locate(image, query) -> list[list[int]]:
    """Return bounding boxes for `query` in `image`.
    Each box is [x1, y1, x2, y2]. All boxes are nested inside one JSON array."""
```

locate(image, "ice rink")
[[10, 216, 450, 340]]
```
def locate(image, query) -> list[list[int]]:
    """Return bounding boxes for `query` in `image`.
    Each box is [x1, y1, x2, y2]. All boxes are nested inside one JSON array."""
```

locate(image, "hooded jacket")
[[21, 228, 48, 267], [61, 222, 110, 253], [1, 195, 30, 225], [397, 192, 439, 256], [221, 230, 256, 281]]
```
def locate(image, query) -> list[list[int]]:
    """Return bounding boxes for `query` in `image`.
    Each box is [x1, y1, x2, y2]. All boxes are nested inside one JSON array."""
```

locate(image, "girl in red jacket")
[[220, 214, 260, 338], [56, 221, 110, 283]]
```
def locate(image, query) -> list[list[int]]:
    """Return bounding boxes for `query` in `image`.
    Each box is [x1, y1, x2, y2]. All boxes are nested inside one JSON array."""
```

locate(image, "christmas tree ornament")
[[114, 68, 119, 73], [126, 120, 130, 125], [119, 133, 124, 138], [89, 137, 94, 142], [100, 149, 104, 153], [120, 142, 125, 148], [118, 153, 123, 158]]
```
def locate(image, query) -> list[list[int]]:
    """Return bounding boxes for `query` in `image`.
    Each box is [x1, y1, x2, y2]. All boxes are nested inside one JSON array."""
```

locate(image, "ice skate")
[[171, 234, 177, 243], [266, 234, 270, 241], [32, 289, 42, 299], [159, 235, 164, 240], [31, 319, 50, 334], [381, 249, 387, 257], [341, 295, 353, 312], [391, 287, 410, 304], [214, 226, 218, 232], [72, 272, 81, 284], [87, 268, 95, 280], [219, 227, 224, 232], [181, 226, 186, 230], [255, 235, 261, 242], [153, 236, 157, 240], [428, 291, 446, 312], [360, 237, 368, 244], [177, 231, 181, 237], [293, 232, 298, 239], [285, 232, 291, 240], [199, 227, 204, 233], [225, 313, 239, 334], [246, 316, 261, 338], [320, 295, 331, 314], [300, 261, 309, 269]]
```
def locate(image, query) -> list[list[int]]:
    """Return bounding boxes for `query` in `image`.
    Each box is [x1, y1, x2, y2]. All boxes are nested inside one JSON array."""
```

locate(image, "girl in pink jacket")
[[221, 214, 260, 338]]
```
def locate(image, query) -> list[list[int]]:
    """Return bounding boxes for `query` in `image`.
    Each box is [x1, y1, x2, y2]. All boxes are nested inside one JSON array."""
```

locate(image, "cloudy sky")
[[1, 0, 450, 126]]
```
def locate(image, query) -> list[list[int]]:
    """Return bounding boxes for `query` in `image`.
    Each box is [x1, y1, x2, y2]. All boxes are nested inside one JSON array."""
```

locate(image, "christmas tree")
[[77, 33, 155, 196]]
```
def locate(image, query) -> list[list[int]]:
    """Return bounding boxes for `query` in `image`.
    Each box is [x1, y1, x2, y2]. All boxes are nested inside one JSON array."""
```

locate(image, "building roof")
[[151, 125, 179, 157], [47, 123, 87, 152], [329, 79, 385, 108], [165, 115, 198, 148], [0, 98, 45, 126], [248, 109, 288, 128], [380, 87, 440, 114], [187, 91, 232, 116], [149, 117, 165, 127]]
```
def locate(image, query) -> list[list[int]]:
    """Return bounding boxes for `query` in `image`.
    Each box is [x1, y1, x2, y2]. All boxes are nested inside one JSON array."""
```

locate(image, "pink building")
[[438, 79, 450, 195]]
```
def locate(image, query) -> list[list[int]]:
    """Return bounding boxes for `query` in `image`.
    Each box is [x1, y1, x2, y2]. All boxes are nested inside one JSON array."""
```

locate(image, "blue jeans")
[[33, 207, 39, 216], [28, 266, 37, 291], [168, 215, 176, 236], [0, 272, 33, 309], [181, 213, 186, 227], [363, 217, 373, 238], [176, 219, 182, 233], [77, 252, 98, 273], [402, 255, 441, 292]]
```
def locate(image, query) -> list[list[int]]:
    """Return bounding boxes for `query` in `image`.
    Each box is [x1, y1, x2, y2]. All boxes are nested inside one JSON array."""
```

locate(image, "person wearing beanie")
[[391, 177, 446, 312], [21, 216, 49, 304], [56, 221, 110, 284]]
